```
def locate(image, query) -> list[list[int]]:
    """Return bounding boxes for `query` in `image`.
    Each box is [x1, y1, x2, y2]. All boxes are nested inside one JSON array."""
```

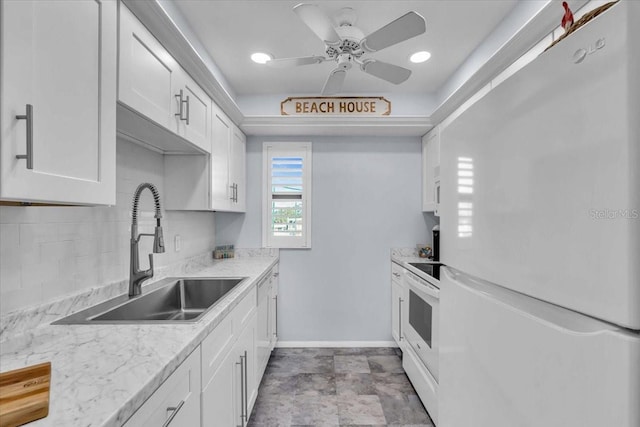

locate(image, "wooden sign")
[[0, 362, 51, 427], [281, 97, 391, 116]]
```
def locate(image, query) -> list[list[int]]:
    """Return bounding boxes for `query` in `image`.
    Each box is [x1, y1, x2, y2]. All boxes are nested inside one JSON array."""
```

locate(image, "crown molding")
[[241, 115, 432, 137]]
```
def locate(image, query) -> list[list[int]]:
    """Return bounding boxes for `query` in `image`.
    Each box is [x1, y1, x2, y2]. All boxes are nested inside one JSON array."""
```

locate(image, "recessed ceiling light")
[[410, 51, 431, 64], [251, 52, 272, 64]]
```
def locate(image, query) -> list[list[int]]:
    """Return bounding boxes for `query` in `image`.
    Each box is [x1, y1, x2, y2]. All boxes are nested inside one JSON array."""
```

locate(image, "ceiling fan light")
[[410, 51, 431, 63], [251, 52, 272, 64]]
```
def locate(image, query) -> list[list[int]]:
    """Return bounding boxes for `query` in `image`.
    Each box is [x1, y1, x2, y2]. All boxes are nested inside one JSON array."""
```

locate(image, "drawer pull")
[[162, 399, 185, 427]]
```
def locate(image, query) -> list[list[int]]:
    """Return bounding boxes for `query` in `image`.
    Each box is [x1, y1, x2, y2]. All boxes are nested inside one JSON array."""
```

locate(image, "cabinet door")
[[391, 279, 403, 348], [0, 0, 116, 205], [174, 69, 212, 153], [202, 345, 238, 427], [422, 129, 440, 212], [119, 3, 179, 131], [229, 125, 247, 212], [124, 348, 201, 427], [256, 278, 271, 378], [211, 104, 231, 211], [269, 271, 279, 351], [237, 312, 257, 423]]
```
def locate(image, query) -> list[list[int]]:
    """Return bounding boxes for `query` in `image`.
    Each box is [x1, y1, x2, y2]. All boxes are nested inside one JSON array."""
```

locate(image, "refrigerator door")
[[440, 1, 640, 329], [439, 267, 640, 427]]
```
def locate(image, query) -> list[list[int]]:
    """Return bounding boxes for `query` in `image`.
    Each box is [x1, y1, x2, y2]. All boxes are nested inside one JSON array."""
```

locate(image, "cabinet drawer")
[[392, 263, 405, 284], [234, 287, 256, 335], [124, 347, 201, 427], [201, 312, 234, 388]]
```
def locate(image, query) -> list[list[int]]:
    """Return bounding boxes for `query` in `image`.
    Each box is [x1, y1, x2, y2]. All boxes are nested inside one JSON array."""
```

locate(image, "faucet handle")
[[147, 254, 155, 277]]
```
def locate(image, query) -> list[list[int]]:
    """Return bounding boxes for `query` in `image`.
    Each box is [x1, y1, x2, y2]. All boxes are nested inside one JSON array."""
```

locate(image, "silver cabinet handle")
[[243, 350, 248, 423], [273, 295, 278, 337], [185, 95, 190, 125], [398, 298, 403, 341], [175, 90, 188, 122], [15, 104, 33, 169], [162, 399, 185, 427], [234, 184, 238, 203], [237, 353, 246, 427], [392, 272, 401, 278], [230, 184, 236, 202]]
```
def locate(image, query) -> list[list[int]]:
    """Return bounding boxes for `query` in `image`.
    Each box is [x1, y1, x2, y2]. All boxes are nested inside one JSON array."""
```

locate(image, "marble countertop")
[[391, 248, 441, 286], [0, 254, 278, 427]]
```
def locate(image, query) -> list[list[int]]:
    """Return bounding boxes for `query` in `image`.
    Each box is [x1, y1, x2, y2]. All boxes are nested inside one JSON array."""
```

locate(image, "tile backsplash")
[[0, 138, 216, 315]]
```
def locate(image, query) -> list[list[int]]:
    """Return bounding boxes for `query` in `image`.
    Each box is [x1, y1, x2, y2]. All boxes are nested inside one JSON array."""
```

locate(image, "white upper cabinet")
[[211, 104, 232, 210], [164, 103, 246, 212], [422, 127, 440, 213], [173, 70, 212, 153], [230, 124, 247, 212], [118, 4, 211, 154], [118, 3, 178, 131], [0, 0, 117, 205], [209, 103, 246, 212]]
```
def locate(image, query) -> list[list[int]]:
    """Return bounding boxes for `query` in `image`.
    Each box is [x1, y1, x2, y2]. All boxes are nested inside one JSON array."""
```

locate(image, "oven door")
[[404, 271, 440, 382]]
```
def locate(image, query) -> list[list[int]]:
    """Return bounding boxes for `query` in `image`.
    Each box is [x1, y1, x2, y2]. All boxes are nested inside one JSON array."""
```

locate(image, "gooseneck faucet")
[[129, 183, 165, 297]]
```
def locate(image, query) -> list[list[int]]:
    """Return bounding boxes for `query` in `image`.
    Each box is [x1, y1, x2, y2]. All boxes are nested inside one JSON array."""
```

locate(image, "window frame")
[[262, 142, 312, 249]]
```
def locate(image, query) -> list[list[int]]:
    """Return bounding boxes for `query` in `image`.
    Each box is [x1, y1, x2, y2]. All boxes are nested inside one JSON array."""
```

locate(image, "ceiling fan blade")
[[361, 60, 411, 84], [360, 11, 426, 52], [293, 3, 341, 46], [321, 69, 347, 95], [268, 55, 326, 68]]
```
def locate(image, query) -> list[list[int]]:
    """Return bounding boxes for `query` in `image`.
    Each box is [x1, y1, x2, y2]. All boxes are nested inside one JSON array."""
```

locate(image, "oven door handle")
[[406, 274, 440, 300]]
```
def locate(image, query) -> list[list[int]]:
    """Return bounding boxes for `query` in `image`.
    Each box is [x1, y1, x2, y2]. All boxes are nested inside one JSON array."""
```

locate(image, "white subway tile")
[[40, 241, 75, 262], [0, 224, 19, 256], [19, 223, 58, 248], [21, 260, 58, 289]]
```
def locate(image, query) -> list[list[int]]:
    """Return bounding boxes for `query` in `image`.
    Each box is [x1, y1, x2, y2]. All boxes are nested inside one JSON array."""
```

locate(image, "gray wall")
[[216, 136, 436, 343]]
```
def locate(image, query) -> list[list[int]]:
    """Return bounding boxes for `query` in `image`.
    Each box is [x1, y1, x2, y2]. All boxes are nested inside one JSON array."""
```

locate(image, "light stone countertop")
[[0, 255, 278, 427], [391, 248, 441, 286]]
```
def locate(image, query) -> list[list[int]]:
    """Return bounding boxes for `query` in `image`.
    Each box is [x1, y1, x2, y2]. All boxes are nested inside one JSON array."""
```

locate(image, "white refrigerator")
[[439, 1, 640, 426]]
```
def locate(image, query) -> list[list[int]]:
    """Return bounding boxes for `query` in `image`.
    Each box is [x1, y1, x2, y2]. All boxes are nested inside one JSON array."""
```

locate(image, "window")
[[262, 142, 312, 248]]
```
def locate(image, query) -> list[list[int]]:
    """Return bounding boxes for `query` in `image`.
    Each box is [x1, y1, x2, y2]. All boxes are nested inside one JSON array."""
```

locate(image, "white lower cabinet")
[[202, 311, 257, 427], [391, 263, 407, 350], [123, 347, 201, 427], [256, 267, 279, 379], [268, 269, 279, 352]]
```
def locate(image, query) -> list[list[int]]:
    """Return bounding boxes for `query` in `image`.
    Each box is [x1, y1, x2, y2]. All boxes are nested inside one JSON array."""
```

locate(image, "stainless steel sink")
[[53, 277, 247, 324]]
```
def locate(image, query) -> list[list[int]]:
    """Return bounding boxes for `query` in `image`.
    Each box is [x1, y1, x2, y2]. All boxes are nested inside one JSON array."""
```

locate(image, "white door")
[[269, 271, 278, 351], [174, 70, 212, 153], [119, 3, 178, 131], [1, 0, 116, 205], [230, 125, 247, 212], [210, 105, 231, 211], [237, 313, 257, 420], [439, 267, 640, 427], [202, 345, 237, 427]]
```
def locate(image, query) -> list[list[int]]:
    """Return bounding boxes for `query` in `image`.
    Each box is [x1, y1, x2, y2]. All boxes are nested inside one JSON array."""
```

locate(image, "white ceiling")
[[172, 1, 518, 97]]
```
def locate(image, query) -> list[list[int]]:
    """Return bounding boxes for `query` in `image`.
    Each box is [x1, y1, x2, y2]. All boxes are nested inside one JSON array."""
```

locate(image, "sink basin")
[[53, 277, 247, 324]]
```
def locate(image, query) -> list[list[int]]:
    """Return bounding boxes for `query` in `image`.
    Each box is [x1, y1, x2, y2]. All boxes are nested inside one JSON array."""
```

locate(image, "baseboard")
[[276, 341, 398, 348]]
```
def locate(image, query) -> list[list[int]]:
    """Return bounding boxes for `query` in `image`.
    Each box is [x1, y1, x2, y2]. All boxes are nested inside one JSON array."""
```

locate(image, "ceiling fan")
[[268, 3, 427, 95]]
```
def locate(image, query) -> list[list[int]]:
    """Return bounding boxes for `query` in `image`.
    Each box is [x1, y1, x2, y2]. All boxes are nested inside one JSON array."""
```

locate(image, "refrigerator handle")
[[441, 267, 622, 336]]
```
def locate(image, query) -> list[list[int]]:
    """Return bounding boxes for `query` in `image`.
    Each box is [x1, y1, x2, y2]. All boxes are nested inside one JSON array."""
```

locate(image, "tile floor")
[[248, 347, 434, 426]]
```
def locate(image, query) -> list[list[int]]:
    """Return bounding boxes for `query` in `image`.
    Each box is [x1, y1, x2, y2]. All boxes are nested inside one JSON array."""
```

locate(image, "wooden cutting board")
[[0, 362, 51, 427]]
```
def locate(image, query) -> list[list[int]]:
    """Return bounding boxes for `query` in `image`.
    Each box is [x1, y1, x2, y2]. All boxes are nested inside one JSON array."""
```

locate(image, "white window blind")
[[262, 142, 312, 248]]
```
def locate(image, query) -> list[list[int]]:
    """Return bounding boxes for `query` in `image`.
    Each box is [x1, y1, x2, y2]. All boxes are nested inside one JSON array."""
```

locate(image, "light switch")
[[174, 234, 181, 252]]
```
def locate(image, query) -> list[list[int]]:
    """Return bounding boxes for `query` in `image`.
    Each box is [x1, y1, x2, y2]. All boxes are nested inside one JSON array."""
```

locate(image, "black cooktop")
[[408, 262, 442, 280]]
